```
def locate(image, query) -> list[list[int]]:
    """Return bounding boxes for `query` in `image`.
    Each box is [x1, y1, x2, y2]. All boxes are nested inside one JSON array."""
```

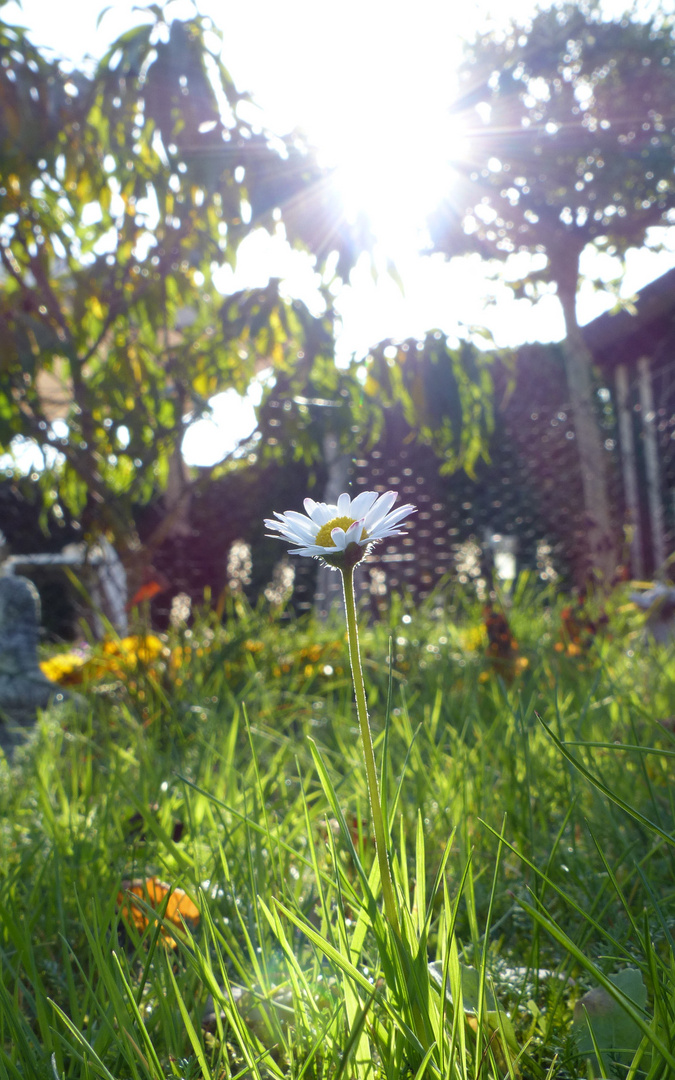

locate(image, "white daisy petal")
[[370, 504, 415, 537], [266, 523, 305, 543], [337, 492, 352, 515], [303, 498, 324, 522], [282, 509, 318, 527], [364, 491, 398, 531], [268, 514, 295, 529], [382, 518, 412, 533], [278, 529, 313, 546], [330, 527, 348, 550], [264, 520, 294, 537], [278, 512, 320, 538], [345, 519, 365, 545], [349, 491, 379, 518], [304, 499, 336, 526], [375, 527, 406, 541]]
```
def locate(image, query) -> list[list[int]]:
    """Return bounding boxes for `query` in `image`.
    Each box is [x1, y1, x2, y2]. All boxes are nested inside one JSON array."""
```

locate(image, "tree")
[[363, 334, 496, 478], [0, 4, 363, 587], [428, 2, 675, 580]]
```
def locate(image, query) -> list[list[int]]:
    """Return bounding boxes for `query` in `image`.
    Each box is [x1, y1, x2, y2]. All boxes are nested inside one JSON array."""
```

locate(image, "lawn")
[[1, 576, 673, 1079]]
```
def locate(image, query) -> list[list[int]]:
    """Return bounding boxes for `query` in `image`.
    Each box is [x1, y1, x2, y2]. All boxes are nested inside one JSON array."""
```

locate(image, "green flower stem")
[[341, 564, 400, 937]]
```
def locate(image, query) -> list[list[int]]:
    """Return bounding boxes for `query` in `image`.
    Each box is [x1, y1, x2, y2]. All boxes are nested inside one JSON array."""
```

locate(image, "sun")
[[227, 0, 477, 262], [326, 100, 466, 258]]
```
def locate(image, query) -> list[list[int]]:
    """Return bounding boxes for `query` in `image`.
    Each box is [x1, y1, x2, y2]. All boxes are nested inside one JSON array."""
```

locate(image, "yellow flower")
[[40, 653, 88, 685], [42, 635, 168, 687], [104, 635, 164, 662], [244, 639, 265, 653], [461, 626, 486, 653]]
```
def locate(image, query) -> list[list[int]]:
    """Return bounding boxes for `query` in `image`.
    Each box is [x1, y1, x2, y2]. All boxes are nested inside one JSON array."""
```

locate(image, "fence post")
[[615, 363, 644, 578], [637, 355, 666, 574]]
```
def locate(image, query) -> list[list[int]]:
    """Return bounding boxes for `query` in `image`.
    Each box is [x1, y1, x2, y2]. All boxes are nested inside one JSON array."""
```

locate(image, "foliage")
[[364, 333, 497, 477], [1, 578, 674, 1077], [256, 350, 386, 471], [429, 2, 675, 290], [0, 4, 359, 565]]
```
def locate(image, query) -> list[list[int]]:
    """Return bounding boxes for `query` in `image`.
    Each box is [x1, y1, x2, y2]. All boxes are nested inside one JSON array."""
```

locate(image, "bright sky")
[[4, 0, 675, 466]]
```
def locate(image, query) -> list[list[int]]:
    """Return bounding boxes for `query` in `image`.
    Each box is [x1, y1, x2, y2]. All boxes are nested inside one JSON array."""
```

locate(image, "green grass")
[[1, 575, 674, 1079]]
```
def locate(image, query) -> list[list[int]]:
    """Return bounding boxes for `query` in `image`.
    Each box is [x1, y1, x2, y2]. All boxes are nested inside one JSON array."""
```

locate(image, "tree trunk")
[[556, 264, 618, 585]]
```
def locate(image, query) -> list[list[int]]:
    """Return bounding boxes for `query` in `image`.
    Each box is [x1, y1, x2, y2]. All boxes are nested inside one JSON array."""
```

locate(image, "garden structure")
[[149, 268, 674, 616], [584, 265, 675, 580], [163, 266, 675, 615], [2, 269, 675, 630]]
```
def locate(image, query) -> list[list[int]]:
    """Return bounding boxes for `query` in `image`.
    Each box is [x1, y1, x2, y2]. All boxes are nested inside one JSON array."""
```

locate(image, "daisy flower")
[[265, 490, 415, 569], [266, 489, 415, 935]]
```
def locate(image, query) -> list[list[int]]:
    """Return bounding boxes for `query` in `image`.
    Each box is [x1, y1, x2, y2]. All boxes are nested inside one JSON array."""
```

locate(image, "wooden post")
[[615, 364, 644, 579], [637, 356, 666, 574]]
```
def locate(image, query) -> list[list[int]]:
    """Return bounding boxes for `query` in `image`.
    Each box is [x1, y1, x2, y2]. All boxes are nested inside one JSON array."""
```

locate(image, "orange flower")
[[117, 876, 199, 949]]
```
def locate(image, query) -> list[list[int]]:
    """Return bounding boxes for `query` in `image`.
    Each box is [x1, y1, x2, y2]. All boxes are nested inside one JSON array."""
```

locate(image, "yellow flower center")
[[315, 515, 368, 548]]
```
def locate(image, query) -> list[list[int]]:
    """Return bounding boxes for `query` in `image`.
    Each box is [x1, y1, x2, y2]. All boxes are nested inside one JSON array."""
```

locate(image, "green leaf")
[[572, 969, 648, 1076]]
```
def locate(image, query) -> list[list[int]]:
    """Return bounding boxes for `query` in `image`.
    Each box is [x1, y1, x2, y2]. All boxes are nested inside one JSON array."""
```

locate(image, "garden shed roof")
[[583, 266, 675, 371]]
